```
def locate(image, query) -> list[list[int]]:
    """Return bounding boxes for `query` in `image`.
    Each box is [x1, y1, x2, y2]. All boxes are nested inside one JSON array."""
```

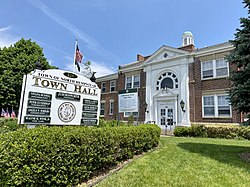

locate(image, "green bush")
[[174, 125, 250, 140], [0, 118, 26, 134], [206, 126, 240, 139], [173, 126, 191, 137], [191, 125, 207, 137], [0, 124, 161, 186]]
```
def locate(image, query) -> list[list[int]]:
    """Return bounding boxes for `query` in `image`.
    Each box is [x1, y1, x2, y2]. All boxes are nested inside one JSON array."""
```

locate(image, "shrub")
[[0, 118, 26, 134], [191, 125, 207, 137], [174, 125, 250, 140], [206, 126, 240, 139], [238, 126, 250, 140], [173, 126, 191, 137], [0, 124, 161, 186]]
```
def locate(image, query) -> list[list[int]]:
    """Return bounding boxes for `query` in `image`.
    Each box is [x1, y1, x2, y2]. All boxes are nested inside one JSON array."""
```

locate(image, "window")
[[203, 94, 231, 117], [125, 75, 140, 89], [110, 80, 116, 92], [100, 102, 105, 116], [156, 72, 178, 90], [216, 59, 228, 77], [203, 96, 215, 116], [202, 59, 229, 79], [161, 77, 173, 89], [101, 82, 106, 93], [109, 100, 114, 115], [218, 95, 231, 116], [202, 61, 213, 78], [133, 75, 140, 88]]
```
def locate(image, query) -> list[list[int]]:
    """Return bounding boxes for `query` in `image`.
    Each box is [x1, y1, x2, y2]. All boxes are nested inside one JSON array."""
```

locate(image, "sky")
[[0, 0, 248, 77]]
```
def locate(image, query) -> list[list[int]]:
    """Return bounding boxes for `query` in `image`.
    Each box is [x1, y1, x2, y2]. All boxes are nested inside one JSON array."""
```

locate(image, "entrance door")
[[158, 101, 176, 131]]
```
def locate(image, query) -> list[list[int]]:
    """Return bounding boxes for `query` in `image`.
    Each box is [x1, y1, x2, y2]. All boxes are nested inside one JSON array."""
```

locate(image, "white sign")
[[118, 89, 138, 113], [18, 69, 100, 126]]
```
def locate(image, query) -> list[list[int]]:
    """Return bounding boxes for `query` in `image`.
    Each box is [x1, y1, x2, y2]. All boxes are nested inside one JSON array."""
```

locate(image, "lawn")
[[95, 137, 250, 187]]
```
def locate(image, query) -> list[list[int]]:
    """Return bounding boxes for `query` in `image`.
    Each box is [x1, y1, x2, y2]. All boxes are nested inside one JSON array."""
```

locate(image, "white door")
[[158, 101, 176, 131]]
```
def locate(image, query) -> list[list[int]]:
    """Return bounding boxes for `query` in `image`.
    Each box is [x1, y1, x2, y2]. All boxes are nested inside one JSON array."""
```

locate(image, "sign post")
[[18, 69, 100, 126]]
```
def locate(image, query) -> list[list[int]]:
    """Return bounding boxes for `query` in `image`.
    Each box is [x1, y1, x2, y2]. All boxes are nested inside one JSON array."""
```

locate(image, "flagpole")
[[73, 39, 77, 72]]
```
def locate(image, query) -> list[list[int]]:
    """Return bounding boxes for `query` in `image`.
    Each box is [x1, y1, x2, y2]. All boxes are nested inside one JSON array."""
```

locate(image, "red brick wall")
[[97, 69, 146, 122], [189, 56, 240, 123]]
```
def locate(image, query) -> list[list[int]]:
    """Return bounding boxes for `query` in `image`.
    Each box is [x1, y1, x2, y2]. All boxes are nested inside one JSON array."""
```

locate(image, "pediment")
[[144, 45, 189, 64]]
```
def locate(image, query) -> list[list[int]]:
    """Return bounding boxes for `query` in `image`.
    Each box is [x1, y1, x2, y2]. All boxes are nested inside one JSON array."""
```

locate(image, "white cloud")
[[47, 59, 55, 66], [0, 26, 20, 48], [90, 61, 116, 77], [26, 0, 113, 56]]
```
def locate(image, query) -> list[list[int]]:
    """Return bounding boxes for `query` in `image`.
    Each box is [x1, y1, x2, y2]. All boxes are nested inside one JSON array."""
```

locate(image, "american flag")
[[11, 108, 16, 118], [5, 108, 10, 118], [1, 108, 5, 117], [75, 43, 83, 72]]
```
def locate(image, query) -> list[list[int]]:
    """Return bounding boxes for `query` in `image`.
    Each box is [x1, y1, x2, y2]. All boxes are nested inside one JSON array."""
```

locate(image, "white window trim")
[[202, 94, 232, 118], [109, 100, 114, 115], [201, 59, 229, 80], [125, 75, 140, 89], [100, 101, 106, 117], [110, 80, 116, 92]]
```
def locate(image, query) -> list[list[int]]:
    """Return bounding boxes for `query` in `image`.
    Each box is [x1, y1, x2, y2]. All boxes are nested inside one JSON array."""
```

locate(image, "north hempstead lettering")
[[32, 77, 98, 96]]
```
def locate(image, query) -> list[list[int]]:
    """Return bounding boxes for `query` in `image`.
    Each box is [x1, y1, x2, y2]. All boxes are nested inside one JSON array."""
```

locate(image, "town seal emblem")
[[58, 102, 76, 122]]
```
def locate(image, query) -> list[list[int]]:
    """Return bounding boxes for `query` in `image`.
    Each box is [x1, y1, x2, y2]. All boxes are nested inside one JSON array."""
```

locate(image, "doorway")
[[157, 101, 176, 131]]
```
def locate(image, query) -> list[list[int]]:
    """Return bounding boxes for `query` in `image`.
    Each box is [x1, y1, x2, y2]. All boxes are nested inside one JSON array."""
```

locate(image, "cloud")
[[90, 61, 117, 77], [0, 26, 20, 48], [26, 0, 116, 59]]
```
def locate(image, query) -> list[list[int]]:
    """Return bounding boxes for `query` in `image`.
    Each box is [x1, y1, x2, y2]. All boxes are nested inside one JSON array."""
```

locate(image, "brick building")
[[96, 31, 241, 129]]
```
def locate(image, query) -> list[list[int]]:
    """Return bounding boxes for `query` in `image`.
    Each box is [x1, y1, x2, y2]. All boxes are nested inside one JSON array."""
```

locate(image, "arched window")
[[156, 72, 178, 90], [161, 77, 173, 89], [184, 38, 187, 45]]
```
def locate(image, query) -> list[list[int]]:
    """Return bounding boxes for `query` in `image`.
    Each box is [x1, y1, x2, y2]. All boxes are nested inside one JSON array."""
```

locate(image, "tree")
[[227, 0, 250, 125], [0, 38, 56, 113]]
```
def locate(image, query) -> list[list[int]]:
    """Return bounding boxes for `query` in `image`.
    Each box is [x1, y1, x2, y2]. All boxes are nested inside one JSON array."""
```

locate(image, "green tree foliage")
[[227, 0, 250, 125], [0, 38, 56, 112]]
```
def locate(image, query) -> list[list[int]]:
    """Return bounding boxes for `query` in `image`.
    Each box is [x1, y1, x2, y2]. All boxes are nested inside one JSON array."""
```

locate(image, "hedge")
[[0, 124, 161, 186], [0, 118, 26, 134], [174, 125, 250, 140]]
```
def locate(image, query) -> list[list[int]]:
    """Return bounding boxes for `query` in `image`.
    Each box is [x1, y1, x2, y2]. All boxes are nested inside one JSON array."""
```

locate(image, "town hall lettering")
[[32, 77, 98, 96]]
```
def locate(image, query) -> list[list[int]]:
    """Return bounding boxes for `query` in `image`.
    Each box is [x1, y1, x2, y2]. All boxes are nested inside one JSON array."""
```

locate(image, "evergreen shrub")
[[0, 118, 25, 134], [174, 125, 250, 140], [0, 124, 160, 186]]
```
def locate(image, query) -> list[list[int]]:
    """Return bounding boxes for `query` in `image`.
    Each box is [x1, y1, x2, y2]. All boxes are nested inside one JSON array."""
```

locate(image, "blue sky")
[[0, 0, 247, 77]]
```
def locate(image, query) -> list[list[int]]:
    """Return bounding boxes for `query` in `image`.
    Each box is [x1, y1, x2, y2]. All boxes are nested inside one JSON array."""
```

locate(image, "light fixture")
[[180, 100, 185, 112]]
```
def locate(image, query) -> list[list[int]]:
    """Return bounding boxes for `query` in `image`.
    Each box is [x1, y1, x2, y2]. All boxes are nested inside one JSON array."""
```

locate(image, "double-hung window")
[[125, 75, 140, 89], [201, 59, 229, 79], [109, 100, 114, 115], [100, 102, 105, 116], [101, 82, 106, 93], [216, 59, 228, 77], [203, 94, 231, 117], [110, 80, 116, 92]]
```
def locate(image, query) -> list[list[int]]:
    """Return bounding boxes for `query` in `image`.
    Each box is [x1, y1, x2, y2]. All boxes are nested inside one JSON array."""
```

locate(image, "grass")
[[95, 137, 250, 187]]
